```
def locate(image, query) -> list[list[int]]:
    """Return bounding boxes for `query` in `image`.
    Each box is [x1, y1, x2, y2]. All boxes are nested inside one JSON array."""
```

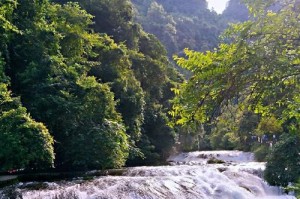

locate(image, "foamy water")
[[1, 151, 295, 199]]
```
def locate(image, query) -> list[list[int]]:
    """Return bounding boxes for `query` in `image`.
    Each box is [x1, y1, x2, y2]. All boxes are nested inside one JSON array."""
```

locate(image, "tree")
[[128, 36, 180, 164], [210, 105, 240, 150], [171, 0, 300, 126], [88, 35, 145, 143], [56, 0, 139, 49], [0, 58, 54, 171], [0, 105, 55, 171], [140, 2, 177, 56], [222, 0, 249, 22], [132, 0, 226, 58], [156, 0, 207, 15], [264, 134, 300, 186], [62, 77, 129, 170]]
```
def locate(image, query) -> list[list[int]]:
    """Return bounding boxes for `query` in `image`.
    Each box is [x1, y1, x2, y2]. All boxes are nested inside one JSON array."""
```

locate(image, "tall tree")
[[0, 57, 54, 171], [88, 35, 145, 146], [171, 0, 300, 125], [0, 1, 55, 171]]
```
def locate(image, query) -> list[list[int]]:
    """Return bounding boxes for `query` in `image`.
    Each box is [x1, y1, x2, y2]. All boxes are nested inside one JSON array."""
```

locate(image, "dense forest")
[[132, 0, 248, 58], [0, 0, 183, 171], [1, 0, 300, 194]]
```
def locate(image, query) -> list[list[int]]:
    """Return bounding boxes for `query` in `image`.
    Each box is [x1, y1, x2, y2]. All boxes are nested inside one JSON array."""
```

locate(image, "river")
[[0, 151, 295, 199]]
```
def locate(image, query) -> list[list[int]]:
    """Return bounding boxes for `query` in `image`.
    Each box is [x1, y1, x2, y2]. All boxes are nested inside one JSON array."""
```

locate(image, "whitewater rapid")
[[0, 151, 295, 199]]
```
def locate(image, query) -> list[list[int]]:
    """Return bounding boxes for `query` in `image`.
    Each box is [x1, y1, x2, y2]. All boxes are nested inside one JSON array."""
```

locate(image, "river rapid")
[[0, 151, 295, 199]]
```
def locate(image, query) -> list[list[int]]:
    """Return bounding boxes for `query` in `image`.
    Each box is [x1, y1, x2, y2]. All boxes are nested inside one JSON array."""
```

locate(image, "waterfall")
[[1, 151, 295, 199]]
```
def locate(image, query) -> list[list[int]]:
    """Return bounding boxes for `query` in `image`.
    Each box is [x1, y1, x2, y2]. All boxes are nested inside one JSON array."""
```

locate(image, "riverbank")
[[0, 169, 126, 189]]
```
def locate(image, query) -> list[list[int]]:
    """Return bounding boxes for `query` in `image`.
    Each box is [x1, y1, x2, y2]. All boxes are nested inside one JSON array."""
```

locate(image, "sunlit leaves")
[[0, 0, 186, 170], [0, 58, 54, 171], [0, 0, 135, 170], [0, 106, 55, 171], [0, 0, 18, 32], [171, 0, 300, 126]]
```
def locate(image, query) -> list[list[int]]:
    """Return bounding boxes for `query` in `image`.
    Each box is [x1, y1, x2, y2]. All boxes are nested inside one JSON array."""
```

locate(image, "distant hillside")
[[132, 0, 248, 57], [223, 0, 249, 22]]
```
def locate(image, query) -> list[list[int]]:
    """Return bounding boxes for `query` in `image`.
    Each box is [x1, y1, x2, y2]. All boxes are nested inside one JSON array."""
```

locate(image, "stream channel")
[[0, 151, 296, 199]]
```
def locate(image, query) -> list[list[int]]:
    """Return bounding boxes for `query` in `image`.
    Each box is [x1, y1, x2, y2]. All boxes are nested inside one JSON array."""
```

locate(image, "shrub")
[[264, 134, 300, 187]]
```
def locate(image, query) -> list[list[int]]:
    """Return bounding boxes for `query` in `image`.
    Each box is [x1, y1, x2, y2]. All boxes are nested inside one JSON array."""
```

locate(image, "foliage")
[[207, 158, 225, 164], [0, 59, 54, 171], [0, 0, 183, 170], [0, 0, 131, 170], [56, 77, 129, 170], [129, 49, 179, 163], [252, 144, 270, 162], [210, 105, 240, 150], [255, 116, 282, 136], [64, 0, 181, 164], [286, 179, 300, 198], [132, 0, 227, 58], [222, 0, 249, 22], [209, 104, 262, 151], [89, 35, 145, 142], [0, 106, 54, 171], [134, 1, 177, 56], [169, 1, 300, 183], [141, 104, 176, 161], [171, 0, 300, 126], [264, 133, 300, 187], [0, 0, 18, 32], [66, 119, 129, 170], [55, 0, 139, 49], [157, 0, 208, 15]]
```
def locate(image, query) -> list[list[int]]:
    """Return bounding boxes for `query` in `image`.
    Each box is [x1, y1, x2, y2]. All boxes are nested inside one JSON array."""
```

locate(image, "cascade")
[[0, 151, 295, 199]]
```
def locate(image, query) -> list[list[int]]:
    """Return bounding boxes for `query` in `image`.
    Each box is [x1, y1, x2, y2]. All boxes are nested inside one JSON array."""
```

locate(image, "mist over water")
[[2, 151, 295, 199]]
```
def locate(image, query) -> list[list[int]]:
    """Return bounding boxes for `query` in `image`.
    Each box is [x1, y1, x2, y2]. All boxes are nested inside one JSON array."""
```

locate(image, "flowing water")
[[0, 151, 295, 199]]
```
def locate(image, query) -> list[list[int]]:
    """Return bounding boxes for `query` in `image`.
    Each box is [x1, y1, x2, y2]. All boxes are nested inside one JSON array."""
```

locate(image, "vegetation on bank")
[[0, 0, 182, 172]]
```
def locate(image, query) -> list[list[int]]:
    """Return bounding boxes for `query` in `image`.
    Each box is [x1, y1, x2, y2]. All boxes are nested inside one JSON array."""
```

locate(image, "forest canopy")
[[0, 0, 182, 171]]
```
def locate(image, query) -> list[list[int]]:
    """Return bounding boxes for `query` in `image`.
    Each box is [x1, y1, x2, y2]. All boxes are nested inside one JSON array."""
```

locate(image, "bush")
[[66, 119, 129, 170], [264, 134, 300, 187], [0, 83, 54, 171], [253, 144, 270, 162], [0, 107, 54, 171]]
